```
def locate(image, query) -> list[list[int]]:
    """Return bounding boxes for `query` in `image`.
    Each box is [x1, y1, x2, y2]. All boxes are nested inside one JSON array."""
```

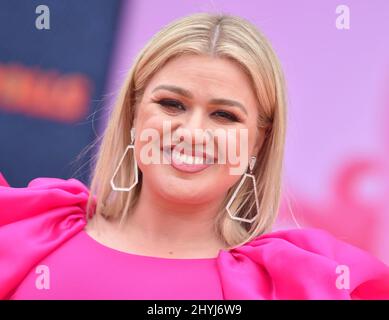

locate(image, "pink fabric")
[[0, 172, 9, 187], [1, 173, 389, 300], [10, 229, 223, 300]]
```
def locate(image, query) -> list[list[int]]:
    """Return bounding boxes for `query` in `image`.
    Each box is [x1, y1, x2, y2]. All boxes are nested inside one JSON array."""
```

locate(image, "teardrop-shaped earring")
[[110, 127, 139, 192], [226, 156, 260, 224]]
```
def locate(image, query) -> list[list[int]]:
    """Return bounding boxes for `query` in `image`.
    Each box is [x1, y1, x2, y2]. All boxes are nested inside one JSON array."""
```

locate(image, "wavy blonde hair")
[[84, 12, 287, 249]]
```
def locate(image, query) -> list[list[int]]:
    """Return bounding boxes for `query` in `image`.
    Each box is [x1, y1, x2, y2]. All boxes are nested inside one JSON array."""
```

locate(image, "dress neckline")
[[81, 229, 221, 261]]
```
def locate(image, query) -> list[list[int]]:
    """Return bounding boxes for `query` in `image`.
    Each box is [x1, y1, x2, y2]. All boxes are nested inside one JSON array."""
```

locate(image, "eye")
[[155, 98, 186, 111], [212, 110, 240, 122]]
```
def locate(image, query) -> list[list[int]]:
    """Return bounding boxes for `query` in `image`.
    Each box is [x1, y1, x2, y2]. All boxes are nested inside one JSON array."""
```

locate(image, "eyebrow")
[[152, 84, 248, 116]]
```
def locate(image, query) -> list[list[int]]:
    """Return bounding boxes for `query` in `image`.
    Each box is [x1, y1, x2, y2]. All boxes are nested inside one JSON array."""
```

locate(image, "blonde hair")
[[84, 12, 287, 249]]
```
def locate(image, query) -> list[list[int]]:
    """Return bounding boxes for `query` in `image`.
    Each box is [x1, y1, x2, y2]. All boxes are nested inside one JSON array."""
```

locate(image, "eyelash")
[[154, 98, 241, 122]]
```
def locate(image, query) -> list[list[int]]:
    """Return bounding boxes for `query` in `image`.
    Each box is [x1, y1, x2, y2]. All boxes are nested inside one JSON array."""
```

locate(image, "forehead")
[[145, 54, 257, 106]]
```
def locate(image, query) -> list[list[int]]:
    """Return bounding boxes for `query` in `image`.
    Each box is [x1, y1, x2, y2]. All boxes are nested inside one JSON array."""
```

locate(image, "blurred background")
[[0, 0, 388, 264]]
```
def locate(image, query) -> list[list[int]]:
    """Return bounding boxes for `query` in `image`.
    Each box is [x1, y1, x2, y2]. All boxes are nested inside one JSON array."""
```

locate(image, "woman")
[[1, 13, 388, 300]]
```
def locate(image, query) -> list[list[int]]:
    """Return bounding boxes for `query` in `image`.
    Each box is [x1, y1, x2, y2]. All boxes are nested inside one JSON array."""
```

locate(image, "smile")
[[162, 146, 214, 173]]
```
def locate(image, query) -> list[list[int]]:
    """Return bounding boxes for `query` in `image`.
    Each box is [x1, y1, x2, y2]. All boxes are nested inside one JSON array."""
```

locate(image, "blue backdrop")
[[0, 0, 122, 187]]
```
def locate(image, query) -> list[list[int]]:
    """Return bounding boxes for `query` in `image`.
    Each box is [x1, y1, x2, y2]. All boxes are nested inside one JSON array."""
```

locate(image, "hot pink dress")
[[1, 172, 388, 300]]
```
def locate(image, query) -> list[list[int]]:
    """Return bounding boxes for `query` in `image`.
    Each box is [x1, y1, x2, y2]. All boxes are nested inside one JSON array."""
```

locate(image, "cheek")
[[222, 125, 258, 176], [136, 105, 165, 131], [223, 128, 248, 165], [134, 107, 166, 155]]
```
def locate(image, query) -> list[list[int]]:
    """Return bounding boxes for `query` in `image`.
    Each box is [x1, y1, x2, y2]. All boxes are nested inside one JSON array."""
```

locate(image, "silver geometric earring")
[[110, 127, 139, 192], [226, 156, 260, 224]]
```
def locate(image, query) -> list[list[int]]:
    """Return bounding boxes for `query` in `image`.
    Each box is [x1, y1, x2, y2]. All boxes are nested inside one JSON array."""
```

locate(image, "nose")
[[173, 109, 213, 145]]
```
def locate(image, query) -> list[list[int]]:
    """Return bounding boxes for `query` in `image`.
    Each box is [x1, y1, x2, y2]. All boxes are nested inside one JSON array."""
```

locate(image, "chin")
[[162, 185, 204, 201], [156, 181, 215, 205], [143, 167, 227, 202]]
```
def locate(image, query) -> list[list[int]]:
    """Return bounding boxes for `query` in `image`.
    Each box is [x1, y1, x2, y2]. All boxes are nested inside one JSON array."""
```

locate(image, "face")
[[133, 54, 266, 205]]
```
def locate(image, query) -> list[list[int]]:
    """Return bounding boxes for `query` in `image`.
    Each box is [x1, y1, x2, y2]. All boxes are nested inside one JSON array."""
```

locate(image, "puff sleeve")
[[216, 228, 389, 299], [0, 173, 96, 299]]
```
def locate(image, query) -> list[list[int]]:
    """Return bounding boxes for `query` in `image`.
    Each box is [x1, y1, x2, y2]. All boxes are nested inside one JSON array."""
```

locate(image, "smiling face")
[[133, 54, 266, 205]]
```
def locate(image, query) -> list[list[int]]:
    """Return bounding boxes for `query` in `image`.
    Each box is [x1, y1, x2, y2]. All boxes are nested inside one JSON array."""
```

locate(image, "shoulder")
[[216, 227, 389, 300], [0, 173, 94, 225], [0, 173, 95, 299]]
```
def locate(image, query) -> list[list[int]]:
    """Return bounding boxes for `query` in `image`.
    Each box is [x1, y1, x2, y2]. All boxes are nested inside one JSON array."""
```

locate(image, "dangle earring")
[[226, 156, 260, 224], [110, 127, 139, 192]]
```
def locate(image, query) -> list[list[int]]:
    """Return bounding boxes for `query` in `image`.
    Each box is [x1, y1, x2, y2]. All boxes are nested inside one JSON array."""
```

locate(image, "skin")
[[85, 54, 266, 258]]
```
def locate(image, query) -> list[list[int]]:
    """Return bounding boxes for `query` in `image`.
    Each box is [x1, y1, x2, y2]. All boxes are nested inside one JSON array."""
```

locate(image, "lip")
[[161, 145, 216, 173]]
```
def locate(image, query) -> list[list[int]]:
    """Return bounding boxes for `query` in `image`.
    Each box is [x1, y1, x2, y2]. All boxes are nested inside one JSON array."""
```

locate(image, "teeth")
[[194, 157, 203, 164], [171, 149, 205, 165]]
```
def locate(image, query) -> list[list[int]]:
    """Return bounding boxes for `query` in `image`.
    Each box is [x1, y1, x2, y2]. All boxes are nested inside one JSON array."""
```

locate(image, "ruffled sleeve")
[[0, 173, 96, 300], [217, 228, 389, 299]]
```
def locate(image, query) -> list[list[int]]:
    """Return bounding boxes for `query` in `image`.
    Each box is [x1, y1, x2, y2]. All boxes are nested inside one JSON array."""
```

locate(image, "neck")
[[120, 182, 227, 256]]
